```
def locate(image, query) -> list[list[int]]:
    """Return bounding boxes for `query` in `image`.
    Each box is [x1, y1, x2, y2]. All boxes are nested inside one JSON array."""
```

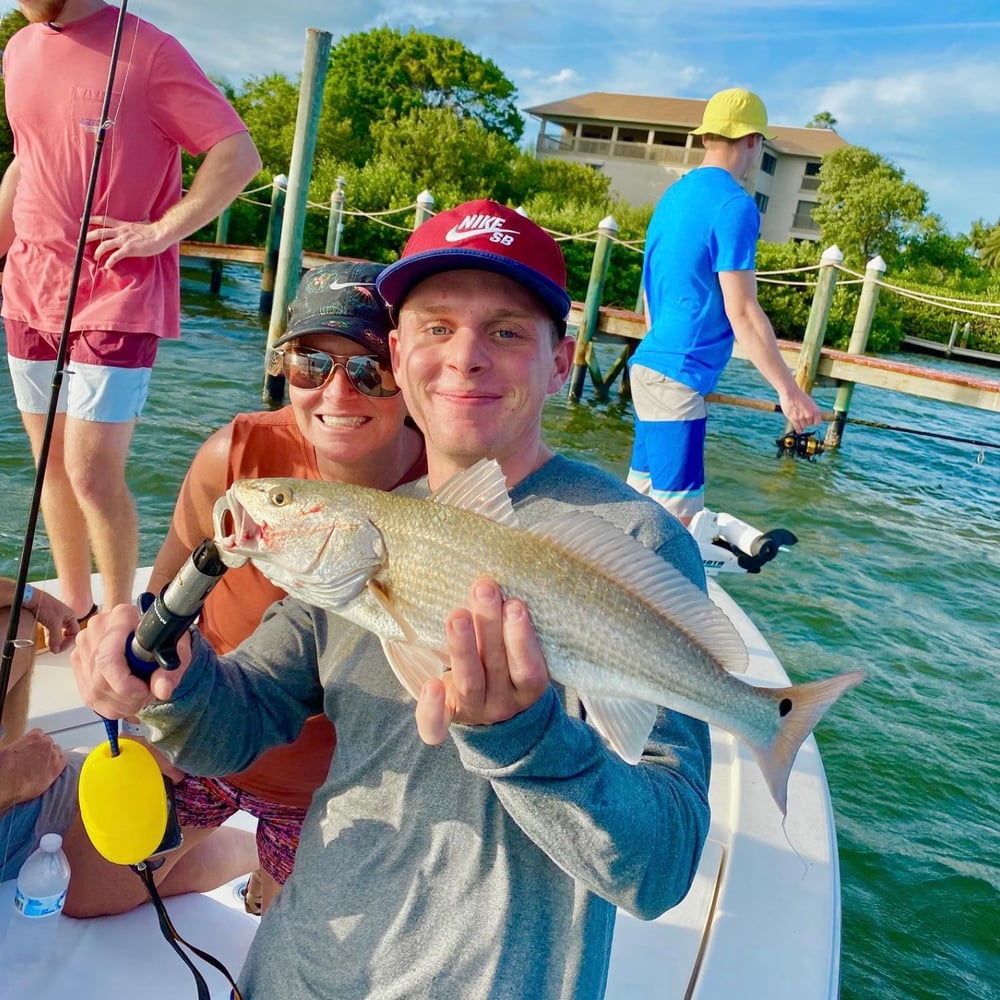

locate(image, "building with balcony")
[[525, 92, 849, 243]]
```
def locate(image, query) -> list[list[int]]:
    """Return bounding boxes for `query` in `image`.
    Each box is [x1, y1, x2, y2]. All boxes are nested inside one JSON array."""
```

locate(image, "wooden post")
[[209, 205, 230, 294], [824, 254, 886, 449], [414, 189, 434, 229], [325, 176, 346, 257], [568, 215, 618, 401], [946, 320, 959, 356], [262, 28, 333, 408], [258, 174, 287, 316], [793, 244, 843, 396]]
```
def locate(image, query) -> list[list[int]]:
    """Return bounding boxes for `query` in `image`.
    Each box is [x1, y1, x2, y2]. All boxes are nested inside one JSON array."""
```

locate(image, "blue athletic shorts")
[[627, 364, 707, 521]]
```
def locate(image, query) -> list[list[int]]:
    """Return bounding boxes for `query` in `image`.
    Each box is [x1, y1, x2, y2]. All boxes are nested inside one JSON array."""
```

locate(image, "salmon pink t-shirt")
[[1, 7, 248, 338]]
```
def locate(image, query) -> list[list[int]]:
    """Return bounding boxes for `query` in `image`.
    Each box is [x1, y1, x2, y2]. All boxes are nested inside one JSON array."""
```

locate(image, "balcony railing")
[[539, 134, 704, 166], [791, 211, 820, 232]]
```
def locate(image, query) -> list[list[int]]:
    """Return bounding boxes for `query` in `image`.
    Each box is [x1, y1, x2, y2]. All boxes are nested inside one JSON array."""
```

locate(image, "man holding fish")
[[73, 201, 857, 998]]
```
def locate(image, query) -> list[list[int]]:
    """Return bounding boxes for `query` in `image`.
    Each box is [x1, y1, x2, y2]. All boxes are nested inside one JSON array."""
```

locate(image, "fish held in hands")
[[213, 459, 863, 815]]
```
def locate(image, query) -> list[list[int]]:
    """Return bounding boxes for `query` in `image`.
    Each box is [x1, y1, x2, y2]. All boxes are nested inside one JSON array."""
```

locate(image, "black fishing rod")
[[0, 0, 131, 728], [706, 392, 1000, 454]]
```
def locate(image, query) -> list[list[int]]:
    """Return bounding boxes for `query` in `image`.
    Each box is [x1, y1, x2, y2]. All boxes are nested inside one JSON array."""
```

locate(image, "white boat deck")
[[4, 575, 841, 999]]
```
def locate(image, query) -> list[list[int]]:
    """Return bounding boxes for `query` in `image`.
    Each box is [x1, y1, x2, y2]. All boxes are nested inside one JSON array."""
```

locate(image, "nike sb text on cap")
[[273, 260, 393, 358], [376, 199, 571, 322]]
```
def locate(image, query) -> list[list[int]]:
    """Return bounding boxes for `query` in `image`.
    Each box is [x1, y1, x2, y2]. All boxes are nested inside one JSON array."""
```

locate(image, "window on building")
[[755, 192, 770, 214], [761, 151, 777, 175], [580, 124, 613, 140], [800, 160, 823, 191]]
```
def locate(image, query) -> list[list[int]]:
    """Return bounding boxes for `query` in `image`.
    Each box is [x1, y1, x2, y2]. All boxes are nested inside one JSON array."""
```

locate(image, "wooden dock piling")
[[262, 27, 333, 408], [414, 190, 435, 228], [791, 245, 842, 405], [258, 174, 287, 316], [568, 215, 619, 401], [209, 206, 230, 294], [325, 176, 346, 256], [824, 255, 885, 448]]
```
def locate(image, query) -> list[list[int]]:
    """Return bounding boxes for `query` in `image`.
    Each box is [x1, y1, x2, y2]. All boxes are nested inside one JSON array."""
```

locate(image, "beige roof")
[[525, 91, 849, 158]]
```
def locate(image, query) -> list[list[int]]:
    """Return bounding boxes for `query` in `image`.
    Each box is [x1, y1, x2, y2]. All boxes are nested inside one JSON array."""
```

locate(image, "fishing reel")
[[688, 509, 797, 576], [776, 430, 825, 461]]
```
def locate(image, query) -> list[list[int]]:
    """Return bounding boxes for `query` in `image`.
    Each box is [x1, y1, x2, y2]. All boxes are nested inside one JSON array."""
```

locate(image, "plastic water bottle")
[[14, 832, 71, 919], [4, 834, 71, 978]]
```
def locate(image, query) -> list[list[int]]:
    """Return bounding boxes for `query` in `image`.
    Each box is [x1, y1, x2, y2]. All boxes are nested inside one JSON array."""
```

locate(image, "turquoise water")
[[2, 264, 998, 998]]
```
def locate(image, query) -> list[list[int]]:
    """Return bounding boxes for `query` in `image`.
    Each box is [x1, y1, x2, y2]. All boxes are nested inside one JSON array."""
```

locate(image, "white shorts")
[[8, 356, 152, 423]]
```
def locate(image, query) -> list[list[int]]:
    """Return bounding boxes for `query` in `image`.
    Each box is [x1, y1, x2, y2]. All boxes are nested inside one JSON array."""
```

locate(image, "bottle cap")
[[40, 833, 63, 852]]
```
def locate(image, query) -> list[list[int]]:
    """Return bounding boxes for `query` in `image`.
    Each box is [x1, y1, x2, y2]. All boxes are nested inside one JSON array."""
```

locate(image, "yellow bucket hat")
[[691, 88, 776, 140]]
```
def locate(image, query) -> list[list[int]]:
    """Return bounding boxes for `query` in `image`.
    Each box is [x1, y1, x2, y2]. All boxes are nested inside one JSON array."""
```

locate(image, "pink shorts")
[[172, 774, 307, 885]]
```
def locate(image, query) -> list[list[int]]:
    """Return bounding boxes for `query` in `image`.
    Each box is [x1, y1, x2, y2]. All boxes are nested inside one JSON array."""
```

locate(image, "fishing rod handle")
[[125, 539, 227, 676]]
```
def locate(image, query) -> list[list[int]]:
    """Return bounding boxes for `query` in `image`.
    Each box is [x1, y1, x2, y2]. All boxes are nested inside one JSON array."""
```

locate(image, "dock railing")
[[187, 180, 1000, 446]]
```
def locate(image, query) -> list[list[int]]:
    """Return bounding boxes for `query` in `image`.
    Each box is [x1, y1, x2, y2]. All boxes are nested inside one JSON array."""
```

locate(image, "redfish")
[[213, 460, 862, 814]]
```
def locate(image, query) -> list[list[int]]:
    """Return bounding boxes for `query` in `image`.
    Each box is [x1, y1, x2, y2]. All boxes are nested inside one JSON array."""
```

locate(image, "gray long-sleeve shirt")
[[142, 455, 711, 999]]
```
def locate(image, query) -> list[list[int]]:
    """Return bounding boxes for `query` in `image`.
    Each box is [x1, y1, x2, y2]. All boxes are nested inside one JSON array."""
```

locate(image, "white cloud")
[[811, 61, 1000, 132]]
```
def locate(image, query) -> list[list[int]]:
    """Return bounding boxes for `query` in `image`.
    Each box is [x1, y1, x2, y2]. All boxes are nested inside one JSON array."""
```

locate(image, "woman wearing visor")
[[61, 261, 425, 918]]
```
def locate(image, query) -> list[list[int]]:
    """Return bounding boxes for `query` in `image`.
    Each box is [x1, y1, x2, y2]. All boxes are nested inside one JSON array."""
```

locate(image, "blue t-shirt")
[[632, 166, 760, 395]]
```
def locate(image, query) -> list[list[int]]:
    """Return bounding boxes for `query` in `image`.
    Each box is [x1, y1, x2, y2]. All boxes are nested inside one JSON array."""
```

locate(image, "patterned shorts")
[[172, 774, 307, 885]]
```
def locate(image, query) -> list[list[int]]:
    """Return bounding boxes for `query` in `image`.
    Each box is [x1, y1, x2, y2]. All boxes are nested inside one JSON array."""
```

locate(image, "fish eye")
[[269, 486, 293, 506]]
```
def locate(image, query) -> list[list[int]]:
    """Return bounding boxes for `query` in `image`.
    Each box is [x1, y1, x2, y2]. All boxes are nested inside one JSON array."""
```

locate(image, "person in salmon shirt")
[[60, 261, 425, 917]]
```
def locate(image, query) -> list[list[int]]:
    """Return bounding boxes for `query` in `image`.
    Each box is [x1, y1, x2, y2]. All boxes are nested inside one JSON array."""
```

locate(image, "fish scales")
[[373, 496, 754, 729]]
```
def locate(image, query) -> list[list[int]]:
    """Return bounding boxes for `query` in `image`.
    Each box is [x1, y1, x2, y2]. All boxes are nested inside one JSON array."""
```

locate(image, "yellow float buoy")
[[79, 737, 169, 865]]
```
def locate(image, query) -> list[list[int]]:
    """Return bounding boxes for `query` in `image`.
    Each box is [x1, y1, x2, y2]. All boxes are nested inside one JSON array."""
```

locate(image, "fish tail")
[[751, 670, 865, 815]]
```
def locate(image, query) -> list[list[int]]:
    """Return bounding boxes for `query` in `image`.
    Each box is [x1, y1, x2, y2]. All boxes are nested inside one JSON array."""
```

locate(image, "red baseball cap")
[[376, 199, 571, 322]]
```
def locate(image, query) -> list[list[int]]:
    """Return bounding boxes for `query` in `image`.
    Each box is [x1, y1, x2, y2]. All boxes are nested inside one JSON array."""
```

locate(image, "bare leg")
[[0, 605, 36, 748], [259, 867, 283, 915], [20, 413, 94, 617], [62, 815, 257, 918], [156, 826, 259, 898], [62, 416, 139, 611]]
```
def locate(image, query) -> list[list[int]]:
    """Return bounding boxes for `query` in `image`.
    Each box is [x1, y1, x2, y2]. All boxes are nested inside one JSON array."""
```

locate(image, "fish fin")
[[530, 510, 749, 674], [369, 580, 446, 701], [579, 693, 658, 765], [752, 670, 865, 815], [429, 458, 520, 526], [381, 638, 449, 702], [367, 580, 419, 641]]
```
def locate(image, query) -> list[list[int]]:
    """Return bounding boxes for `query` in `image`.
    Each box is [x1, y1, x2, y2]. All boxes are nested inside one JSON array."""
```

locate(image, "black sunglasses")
[[278, 346, 399, 397]]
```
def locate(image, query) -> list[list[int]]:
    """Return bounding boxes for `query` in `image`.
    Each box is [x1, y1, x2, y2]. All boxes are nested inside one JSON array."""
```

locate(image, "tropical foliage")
[[812, 146, 928, 268]]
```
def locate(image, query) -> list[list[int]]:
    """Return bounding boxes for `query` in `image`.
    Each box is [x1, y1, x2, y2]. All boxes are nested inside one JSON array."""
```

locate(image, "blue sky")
[[137, 0, 1000, 236]]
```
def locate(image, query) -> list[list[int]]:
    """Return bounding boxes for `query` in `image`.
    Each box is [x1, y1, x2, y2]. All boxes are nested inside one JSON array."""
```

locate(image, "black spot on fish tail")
[[750, 669, 865, 815]]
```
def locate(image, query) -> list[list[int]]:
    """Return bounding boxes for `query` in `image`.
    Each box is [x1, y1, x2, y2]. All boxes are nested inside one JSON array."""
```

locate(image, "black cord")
[[132, 863, 243, 1000]]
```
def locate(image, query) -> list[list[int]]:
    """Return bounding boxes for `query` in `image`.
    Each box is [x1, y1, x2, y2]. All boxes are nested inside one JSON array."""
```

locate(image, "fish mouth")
[[212, 490, 260, 569]]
